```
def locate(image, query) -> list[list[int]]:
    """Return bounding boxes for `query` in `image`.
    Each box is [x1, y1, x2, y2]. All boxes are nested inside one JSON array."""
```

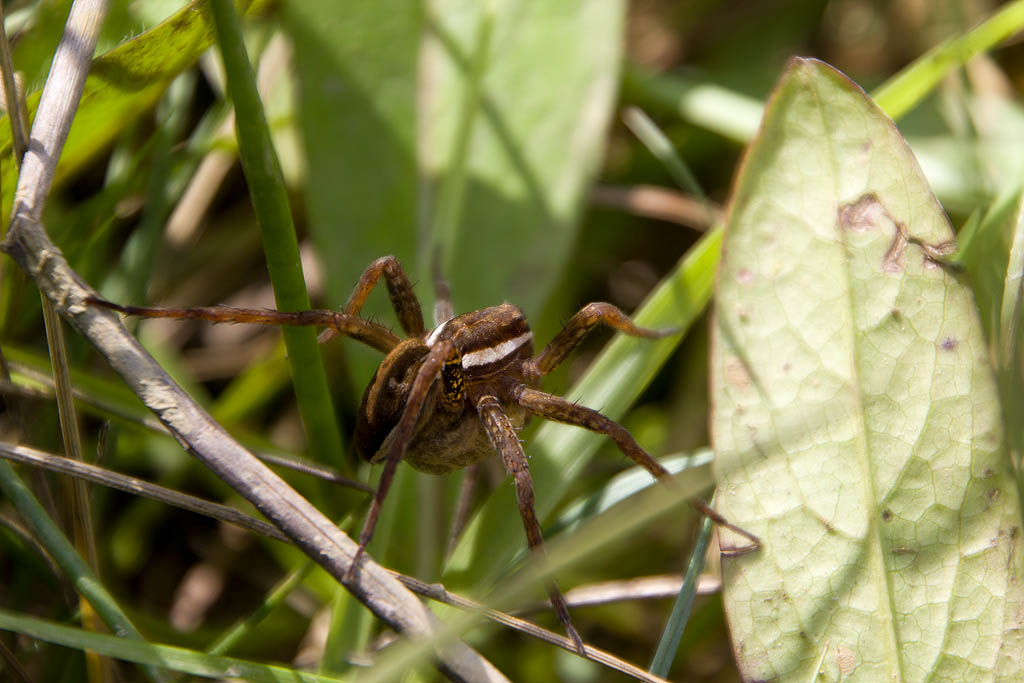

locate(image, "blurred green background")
[[2, 0, 1022, 680]]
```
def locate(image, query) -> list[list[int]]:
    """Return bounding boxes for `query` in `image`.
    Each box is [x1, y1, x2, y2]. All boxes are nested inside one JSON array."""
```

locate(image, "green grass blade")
[[0, 0, 267, 224], [873, 0, 1024, 120], [625, 1, 1024, 137], [0, 609, 347, 682], [0, 460, 167, 681], [207, 0, 345, 471], [622, 63, 763, 144], [954, 187, 1024, 467], [649, 515, 712, 677], [207, 561, 316, 656]]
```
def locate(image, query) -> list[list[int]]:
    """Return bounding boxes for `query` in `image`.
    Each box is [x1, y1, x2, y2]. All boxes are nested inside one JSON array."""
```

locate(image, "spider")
[[88, 255, 759, 653]]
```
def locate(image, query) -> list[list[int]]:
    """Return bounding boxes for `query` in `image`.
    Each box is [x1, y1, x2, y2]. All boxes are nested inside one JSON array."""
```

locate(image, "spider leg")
[[476, 394, 587, 656], [343, 255, 425, 336], [86, 298, 401, 353], [510, 385, 762, 551], [349, 339, 453, 578], [527, 302, 676, 377]]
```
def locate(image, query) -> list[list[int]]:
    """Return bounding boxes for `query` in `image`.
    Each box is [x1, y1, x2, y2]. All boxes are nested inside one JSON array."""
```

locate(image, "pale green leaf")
[[711, 59, 1024, 681]]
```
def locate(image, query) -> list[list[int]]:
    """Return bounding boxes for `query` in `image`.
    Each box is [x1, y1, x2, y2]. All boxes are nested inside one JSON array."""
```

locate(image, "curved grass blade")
[[0, 609, 346, 683], [873, 0, 1024, 120], [955, 187, 1024, 467]]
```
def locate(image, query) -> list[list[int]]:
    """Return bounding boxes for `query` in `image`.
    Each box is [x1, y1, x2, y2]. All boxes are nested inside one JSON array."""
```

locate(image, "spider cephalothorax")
[[88, 255, 759, 653], [356, 303, 536, 475]]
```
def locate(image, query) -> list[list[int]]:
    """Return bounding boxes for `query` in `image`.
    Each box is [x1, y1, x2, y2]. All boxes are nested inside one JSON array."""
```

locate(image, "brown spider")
[[88, 255, 759, 653]]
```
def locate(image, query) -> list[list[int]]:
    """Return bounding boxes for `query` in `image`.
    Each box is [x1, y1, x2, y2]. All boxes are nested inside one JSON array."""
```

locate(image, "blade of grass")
[[0, 609, 347, 683], [0, 460, 166, 681], [621, 63, 763, 144], [0, 441, 290, 543], [427, 6, 494, 279], [206, 0, 346, 474], [625, 1, 1024, 140], [648, 515, 712, 677], [873, 0, 1024, 120], [622, 107, 713, 221], [41, 300, 106, 680], [207, 561, 316, 656]]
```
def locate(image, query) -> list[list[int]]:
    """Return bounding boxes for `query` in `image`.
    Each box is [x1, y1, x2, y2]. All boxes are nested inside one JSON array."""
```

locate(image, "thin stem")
[[206, 0, 346, 473], [649, 515, 713, 676]]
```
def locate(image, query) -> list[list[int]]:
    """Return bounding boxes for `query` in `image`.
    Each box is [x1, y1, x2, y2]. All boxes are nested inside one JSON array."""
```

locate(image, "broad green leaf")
[[711, 59, 1024, 681], [420, 0, 624, 314], [281, 0, 421, 309], [284, 0, 624, 316]]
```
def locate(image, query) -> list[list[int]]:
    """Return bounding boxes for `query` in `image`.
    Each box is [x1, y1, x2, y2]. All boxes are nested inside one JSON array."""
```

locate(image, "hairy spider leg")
[[527, 302, 674, 378], [85, 299, 401, 353], [348, 339, 457, 579], [510, 385, 761, 550], [315, 255, 424, 346], [476, 394, 586, 656], [343, 255, 425, 335]]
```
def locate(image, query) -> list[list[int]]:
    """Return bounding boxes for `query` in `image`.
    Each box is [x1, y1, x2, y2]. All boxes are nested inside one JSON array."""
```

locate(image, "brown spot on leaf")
[[941, 337, 957, 351], [836, 645, 857, 676], [724, 356, 752, 392], [735, 302, 749, 323], [881, 509, 893, 522], [883, 229, 908, 273], [988, 488, 1001, 503], [840, 193, 955, 274], [839, 193, 886, 232]]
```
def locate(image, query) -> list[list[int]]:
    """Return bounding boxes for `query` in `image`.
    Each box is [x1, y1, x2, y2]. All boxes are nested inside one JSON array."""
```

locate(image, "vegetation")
[[1, 1, 1023, 681]]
